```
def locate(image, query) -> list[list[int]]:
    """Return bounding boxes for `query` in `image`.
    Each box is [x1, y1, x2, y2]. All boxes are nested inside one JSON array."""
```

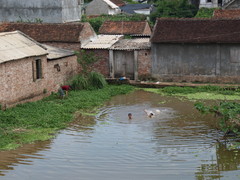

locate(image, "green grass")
[[142, 86, 240, 100], [0, 85, 134, 151]]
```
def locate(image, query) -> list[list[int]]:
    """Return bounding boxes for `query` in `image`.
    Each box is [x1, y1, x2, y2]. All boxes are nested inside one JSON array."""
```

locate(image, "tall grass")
[[70, 72, 107, 90], [88, 71, 107, 89]]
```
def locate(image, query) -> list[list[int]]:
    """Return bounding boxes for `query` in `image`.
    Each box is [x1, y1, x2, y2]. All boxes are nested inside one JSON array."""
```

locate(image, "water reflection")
[[196, 142, 240, 179], [0, 140, 52, 176], [0, 90, 240, 180]]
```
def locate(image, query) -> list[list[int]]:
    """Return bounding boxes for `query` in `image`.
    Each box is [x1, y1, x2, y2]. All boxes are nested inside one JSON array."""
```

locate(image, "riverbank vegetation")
[[143, 85, 240, 138], [143, 86, 240, 101], [0, 85, 134, 151], [195, 102, 240, 135]]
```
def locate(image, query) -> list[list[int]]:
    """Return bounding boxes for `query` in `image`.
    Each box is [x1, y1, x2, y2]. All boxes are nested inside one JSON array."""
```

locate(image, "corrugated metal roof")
[[81, 35, 123, 49], [43, 44, 75, 60], [0, 31, 47, 64], [110, 38, 150, 50]]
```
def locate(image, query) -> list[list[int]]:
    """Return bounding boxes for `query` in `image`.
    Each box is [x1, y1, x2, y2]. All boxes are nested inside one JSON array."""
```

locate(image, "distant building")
[[151, 18, 240, 83], [199, 0, 240, 9], [0, 0, 83, 23], [81, 35, 124, 77], [85, 0, 125, 15], [199, 0, 219, 8], [120, 4, 153, 15], [0, 31, 79, 109], [99, 21, 152, 37], [82, 35, 151, 80]]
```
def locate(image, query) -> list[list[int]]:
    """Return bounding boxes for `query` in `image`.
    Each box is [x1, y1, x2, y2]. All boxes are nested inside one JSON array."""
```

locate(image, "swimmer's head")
[[128, 113, 132, 119], [149, 113, 154, 118]]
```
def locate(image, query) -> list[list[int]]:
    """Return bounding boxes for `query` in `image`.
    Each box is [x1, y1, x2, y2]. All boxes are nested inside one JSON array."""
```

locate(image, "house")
[[82, 35, 151, 80], [0, 0, 83, 23], [85, 0, 124, 16], [109, 38, 151, 80], [150, 18, 240, 83], [0, 31, 79, 109], [199, 0, 219, 8], [199, 0, 240, 9], [214, 9, 240, 18], [99, 21, 152, 37], [120, 4, 153, 15], [81, 35, 123, 77], [0, 22, 97, 51], [222, 0, 240, 9]]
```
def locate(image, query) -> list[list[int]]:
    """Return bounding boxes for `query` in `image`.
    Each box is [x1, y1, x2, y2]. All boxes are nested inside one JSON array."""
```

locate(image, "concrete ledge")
[[107, 78, 240, 89]]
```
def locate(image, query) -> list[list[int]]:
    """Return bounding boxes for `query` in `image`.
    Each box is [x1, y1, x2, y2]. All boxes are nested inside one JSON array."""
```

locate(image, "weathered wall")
[[62, 0, 81, 22], [0, 56, 48, 108], [86, 0, 110, 15], [85, 0, 120, 15], [137, 49, 151, 78], [45, 56, 80, 93], [151, 43, 240, 83], [0, 55, 79, 109], [0, 0, 81, 23], [85, 49, 110, 77]]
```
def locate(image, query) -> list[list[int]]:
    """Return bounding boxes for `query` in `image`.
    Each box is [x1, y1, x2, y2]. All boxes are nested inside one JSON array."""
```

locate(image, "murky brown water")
[[0, 90, 240, 180]]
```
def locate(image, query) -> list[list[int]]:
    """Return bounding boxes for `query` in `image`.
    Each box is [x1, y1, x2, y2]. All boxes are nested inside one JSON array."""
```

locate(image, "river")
[[0, 90, 240, 180]]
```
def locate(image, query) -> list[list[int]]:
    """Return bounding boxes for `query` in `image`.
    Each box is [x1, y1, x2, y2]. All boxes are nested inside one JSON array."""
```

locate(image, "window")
[[207, 0, 212, 2], [33, 59, 42, 81]]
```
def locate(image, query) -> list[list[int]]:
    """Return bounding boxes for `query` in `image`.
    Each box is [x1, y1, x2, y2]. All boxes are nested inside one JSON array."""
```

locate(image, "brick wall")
[[46, 56, 80, 92], [85, 49, 110, 77], [0, 56, 48, 108], [137, 49, 151, 78], [0, 55, 79, 109]]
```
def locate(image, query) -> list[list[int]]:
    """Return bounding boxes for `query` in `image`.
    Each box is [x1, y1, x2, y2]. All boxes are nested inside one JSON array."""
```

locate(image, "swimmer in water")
[[128, 113, 132, 119], [144, 110, 155, 118]]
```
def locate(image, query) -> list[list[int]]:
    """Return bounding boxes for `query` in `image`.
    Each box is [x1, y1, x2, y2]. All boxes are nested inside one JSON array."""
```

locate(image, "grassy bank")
[[142, 86, 240, 101], [0, 85, 134, 151]]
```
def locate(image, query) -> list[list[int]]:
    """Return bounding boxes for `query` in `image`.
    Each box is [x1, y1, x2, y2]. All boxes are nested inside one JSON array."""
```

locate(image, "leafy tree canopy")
[[150, 0, 198, 23]]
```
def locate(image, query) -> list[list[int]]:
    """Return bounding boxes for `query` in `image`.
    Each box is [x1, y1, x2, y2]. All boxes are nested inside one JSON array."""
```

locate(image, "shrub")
[[70, 74, 89, 90], [195, 8, 217, 18], [70, 72, 107, 90], [88, 71, 107, 90]]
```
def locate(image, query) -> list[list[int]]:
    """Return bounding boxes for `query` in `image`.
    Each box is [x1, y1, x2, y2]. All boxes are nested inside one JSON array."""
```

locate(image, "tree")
[[150, 0, 198, 23]]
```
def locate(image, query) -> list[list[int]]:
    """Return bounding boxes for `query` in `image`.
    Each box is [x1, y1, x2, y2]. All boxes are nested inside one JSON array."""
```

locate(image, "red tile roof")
[[151, 18, 240, 43], [0, 23, 84, 43], [99, 21, 151, 36], [110, 0, 125, 7], [214, 9, 240, 19]]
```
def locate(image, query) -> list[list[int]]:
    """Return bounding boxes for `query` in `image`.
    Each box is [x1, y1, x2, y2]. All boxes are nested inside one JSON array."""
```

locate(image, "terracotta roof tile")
[[110, 0, 125, 7], [99, 21, 151, 36], [0, 23, 84, 43], [151, 18, 240, 43], [214, 9, 240, 19]]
